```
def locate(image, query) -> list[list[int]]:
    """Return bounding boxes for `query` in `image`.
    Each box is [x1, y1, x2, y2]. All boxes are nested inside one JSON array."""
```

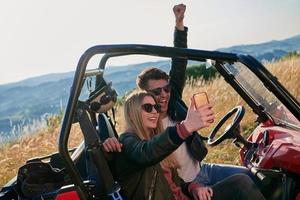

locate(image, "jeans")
[[194, 162, 255, 186], [211, 174, 265, 200]]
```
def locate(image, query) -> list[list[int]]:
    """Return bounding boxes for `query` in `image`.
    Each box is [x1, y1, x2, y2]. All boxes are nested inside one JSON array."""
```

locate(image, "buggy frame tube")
[[59, 44, 299, 196], [214, 62, 269, 122], [97, 53, 131, 87], [59, 44, 238, 193]]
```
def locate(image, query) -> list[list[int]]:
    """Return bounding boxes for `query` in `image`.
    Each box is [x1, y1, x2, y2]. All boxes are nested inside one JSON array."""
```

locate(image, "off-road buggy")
[[0, 44, 299, 200]]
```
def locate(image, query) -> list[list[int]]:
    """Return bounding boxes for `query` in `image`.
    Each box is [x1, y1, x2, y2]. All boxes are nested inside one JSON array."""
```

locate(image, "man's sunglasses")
[[142, 103, 161, 113], [148, 84, 171, 96]]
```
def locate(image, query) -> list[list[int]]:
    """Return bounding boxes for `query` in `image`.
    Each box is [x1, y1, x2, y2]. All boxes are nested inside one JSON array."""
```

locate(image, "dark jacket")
[[114, 127, 190, 200], [168, 27, 208, 162]]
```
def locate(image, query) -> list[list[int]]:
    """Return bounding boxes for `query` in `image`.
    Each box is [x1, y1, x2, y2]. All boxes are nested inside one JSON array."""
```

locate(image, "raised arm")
[[169, 3, 188, 98]]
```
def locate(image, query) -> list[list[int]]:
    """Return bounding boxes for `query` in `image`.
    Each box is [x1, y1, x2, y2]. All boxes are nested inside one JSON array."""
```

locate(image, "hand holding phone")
[[193, 92, 209, 109], [192, 92, 214, 124]]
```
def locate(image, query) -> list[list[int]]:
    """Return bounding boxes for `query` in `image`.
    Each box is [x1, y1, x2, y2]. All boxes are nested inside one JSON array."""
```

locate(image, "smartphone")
[[193, 92, 209, 109]]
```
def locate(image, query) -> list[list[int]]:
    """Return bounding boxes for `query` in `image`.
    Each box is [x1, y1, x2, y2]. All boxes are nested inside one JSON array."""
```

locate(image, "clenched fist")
[[173, 4, 186, 30]]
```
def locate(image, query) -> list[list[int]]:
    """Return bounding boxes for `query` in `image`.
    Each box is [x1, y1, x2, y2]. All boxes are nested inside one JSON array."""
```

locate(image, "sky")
[[1, 0, 300, 85]]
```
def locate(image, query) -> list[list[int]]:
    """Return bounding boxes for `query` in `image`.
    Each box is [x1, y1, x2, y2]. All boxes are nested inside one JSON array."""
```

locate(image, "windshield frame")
[[238, 54, 300, 121], [215, 59, 300, 129], [214, 54, 300, 129]]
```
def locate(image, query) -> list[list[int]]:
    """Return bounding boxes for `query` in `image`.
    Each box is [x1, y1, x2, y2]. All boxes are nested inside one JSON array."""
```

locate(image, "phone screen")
[[193, 92, 209, 109]]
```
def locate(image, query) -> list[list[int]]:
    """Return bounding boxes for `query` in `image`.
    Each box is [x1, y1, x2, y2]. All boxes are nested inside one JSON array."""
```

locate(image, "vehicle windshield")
[[222, 61, 300, 129]]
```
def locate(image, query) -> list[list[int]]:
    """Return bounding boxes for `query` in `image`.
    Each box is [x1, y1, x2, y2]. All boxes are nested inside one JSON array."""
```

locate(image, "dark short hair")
[[136, 67, 169, 90]]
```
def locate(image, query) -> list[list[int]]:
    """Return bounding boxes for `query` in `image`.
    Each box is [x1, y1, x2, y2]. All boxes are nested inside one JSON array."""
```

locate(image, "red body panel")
[[55, 191, 80, 200], [296, 192, 300, 200], [240, 122, 300, 174]]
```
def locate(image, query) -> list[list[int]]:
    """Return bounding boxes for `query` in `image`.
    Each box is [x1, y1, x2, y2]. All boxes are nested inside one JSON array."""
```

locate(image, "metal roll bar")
[[58, 44, 299, 197]]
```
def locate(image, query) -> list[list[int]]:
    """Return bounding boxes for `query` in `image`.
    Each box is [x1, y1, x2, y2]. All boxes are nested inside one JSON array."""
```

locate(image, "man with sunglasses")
[[135, 2, 210, 187], [135, 2, 255, 195], [104, 3, 255, 199]]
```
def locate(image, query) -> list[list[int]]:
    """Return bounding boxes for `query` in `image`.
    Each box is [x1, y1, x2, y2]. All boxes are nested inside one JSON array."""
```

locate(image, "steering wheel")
[[207, 106, 245, 146]]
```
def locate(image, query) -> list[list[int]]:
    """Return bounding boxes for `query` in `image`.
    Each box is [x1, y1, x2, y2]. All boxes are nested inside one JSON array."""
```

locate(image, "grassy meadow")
[[0, 56, 300, 186]]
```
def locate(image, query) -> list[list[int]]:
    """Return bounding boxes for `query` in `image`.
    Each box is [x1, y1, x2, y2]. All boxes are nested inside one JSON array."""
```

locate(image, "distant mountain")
[[0, 60, 174, 135], [218, 34, 300, 61], [0, 72, 75, 94], [1, 34, 300, 136]]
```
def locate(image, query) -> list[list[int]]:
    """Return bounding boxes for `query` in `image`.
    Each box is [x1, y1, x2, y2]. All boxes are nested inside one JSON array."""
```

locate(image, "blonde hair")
[[123, 91, 179, 169]]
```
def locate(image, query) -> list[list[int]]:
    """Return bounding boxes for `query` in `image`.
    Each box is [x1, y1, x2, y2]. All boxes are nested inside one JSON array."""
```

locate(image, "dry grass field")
[[0, 56, 299, 186]]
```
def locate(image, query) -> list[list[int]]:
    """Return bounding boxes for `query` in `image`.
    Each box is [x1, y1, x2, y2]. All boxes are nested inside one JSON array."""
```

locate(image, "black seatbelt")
[[77, 101, 123, 200], [106, 109, 119, 139]]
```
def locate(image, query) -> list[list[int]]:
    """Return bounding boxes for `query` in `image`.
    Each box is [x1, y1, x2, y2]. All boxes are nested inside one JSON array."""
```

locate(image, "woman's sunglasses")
[[142, 103, 161, 113], [148, 84, 171, 96]]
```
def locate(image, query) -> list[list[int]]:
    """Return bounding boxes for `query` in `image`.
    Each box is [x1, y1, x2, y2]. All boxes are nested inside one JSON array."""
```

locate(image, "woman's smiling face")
[[141, 96, 160, 130]]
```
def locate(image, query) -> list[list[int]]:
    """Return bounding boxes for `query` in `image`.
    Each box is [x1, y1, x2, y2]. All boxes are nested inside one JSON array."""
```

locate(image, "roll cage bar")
[[59, 44, 300, 198]]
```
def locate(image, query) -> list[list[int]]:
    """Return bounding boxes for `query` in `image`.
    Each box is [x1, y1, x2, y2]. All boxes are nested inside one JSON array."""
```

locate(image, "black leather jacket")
[[114, 127, 188, 200], [168, 27, 207, 162], [168, 26, 188, 122]]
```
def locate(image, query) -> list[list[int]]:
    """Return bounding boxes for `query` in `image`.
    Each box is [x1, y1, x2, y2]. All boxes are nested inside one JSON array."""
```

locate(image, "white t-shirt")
[[162, 117, 200, 182]]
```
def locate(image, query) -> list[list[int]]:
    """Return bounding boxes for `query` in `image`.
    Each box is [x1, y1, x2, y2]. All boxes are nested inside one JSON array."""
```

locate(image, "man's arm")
[[169, 4, 188, 98]]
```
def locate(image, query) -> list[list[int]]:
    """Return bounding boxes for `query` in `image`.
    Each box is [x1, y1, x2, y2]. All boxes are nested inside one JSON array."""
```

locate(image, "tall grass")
[[0, 117, 48, 146], [0, 57, 299, 186], [0, 115, 83, 186]]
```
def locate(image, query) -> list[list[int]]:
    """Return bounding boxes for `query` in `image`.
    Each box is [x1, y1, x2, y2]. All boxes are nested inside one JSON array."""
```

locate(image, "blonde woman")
[[104, 91, 265, 200]]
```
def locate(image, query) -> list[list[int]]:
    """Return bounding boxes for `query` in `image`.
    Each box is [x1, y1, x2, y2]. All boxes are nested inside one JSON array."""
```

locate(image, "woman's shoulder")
[[119, 131, 140, 142]]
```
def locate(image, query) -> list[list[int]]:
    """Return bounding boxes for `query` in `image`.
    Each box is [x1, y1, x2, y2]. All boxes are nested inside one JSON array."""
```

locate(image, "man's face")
[[146, 79, 170, 114]]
